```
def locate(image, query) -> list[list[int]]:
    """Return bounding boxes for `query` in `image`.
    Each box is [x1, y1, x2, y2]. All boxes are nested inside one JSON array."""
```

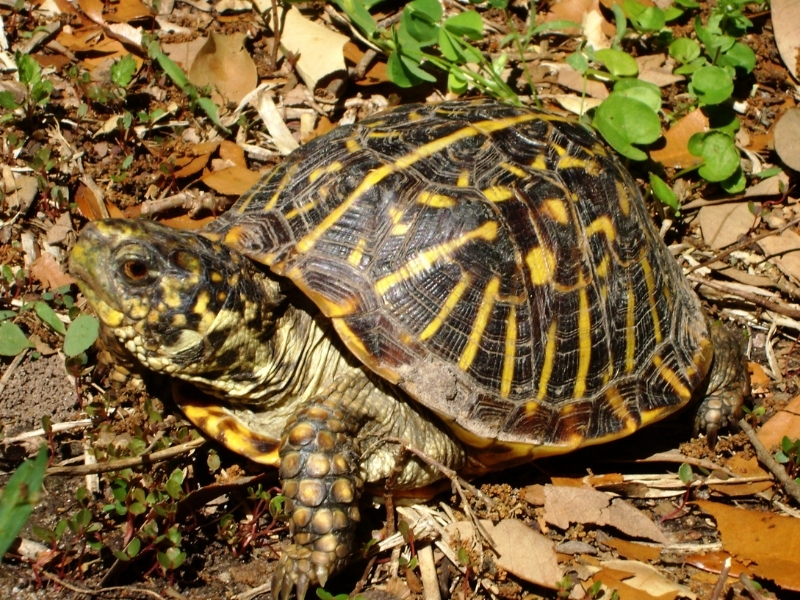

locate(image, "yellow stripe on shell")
[[531, 154, 548, 170], [308, 160, 343, 184], [459, 276, 500, 372], [483, 186, 514, 202], [641, 258, 663, 343], [585, 216, 616, 242], [296, 113, 543, 254], [537, 320, 558, 400], [500, 162, 528, 178], [616, 180, 631, 216], [573, 276, 591, 398], [348, 238, 366, 266], [625, 282, 636, 373], [605, 386, 639, 435], [346, 138, 362, 153], [417, 191, 456, 208], [543, 198, 570, 224], [457, 170, 470, 187], [500, 306, 517, 398], [652, 355, 692, 401], [374, 221, 498, 296], [526, 246, 556, 286], [419, 273, 472, 341]]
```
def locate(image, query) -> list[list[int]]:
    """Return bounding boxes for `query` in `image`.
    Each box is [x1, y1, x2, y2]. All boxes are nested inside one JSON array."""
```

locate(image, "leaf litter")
[[1, 0, 800, 598]]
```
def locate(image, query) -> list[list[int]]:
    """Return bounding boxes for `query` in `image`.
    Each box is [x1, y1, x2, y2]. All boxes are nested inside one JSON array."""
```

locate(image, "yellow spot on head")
[[526, 246, 556, 286], [543, 198, 569, 224], [418, 191, 456, 208], [194, 290, 211, 316], [483, 186, 514, 203], [172, 313, 187, 327], [210, 271, 223, 283], [217, 291, 227, 302]]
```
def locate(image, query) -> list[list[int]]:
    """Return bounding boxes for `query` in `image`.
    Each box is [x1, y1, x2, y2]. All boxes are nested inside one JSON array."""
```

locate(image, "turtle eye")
[[121, 259, 150, 282]]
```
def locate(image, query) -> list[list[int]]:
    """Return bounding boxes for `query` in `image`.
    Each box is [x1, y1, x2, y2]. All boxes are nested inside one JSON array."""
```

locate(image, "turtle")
[[69, 99, 749, 599]]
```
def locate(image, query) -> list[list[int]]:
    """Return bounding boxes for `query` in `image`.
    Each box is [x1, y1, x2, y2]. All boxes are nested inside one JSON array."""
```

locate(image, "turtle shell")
[[203, 99, 713, 458]]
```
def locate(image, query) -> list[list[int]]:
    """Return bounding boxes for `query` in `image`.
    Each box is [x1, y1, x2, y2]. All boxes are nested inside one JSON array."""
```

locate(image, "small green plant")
[[775, 437, 800, 484], [0, 445, 48, 560], [0, 53, 54, 125]]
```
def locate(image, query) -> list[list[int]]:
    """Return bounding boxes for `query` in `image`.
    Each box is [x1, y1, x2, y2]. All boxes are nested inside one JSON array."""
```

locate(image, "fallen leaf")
[[695, 500, 800, 591], [104, 0, 152, 23], [604, 537, 661, 562], [556, 65, 610, 99], [757, 394, 800, 450], [684, 550, 755, 578], [173, 153, 211, 179], [744, 172, 790, 198], [487, 519, 564, 589], [256, 1, 348, 96], [748, 362, 770, 387], [772, 0, 800, 82], [31, 253, 75, 289], [201, 166, 262, 196], [251, 89, 299, 155], [46, 212, 74, 246], [636, 54, 683, 88], [189, 32, 257, 105], [594, 560, 696, 600], [544, 485, 669, 543], [773, 109, 800, 172], [708, 454, 772, 497], [758, 228, 800, 284], [650, 109, 707, 168], [697, 202, 755, 249]]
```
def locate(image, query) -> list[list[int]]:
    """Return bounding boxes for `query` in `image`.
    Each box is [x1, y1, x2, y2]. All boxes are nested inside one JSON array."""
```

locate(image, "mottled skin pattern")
[[69, 100, 749, 599]]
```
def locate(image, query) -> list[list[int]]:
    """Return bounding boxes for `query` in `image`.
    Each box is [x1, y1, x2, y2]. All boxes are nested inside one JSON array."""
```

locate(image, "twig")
[[685, 215, 800, 275], [738, 418, 800, 506], [418, 543, 442, 600], [709, 555, 731, 600], [0, 348, 28, 396], [41, 571, 168, 599], [46, 438, 205, 476], [688, 275, 800, 319], [739, 573, 767, 600], [4, 418, 93, 445]]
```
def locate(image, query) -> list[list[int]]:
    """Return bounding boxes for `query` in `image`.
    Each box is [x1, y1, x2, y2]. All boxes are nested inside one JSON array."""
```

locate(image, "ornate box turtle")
[[69, 100, 749, 598]]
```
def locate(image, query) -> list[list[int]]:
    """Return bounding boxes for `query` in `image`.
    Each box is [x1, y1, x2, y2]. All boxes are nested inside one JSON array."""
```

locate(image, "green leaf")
[[566, 51, 589, 75], [111, 54, 137, 88], [650, 174, 679, 212], [720, 166, 745, 194], [148, 41, 190, 89], [16, 53, 42, 86], [718, 41, 756, 73], [400, 0, 441, 46], [613, 79, 662, 113], [678, 462, 693, 485], [623, 0, 665, 32], [34, 301, 66, 334], [0, 445, 48, 561], [331, 0, 378, 37], [443, 10, 483, 40], [0, 91, 18, 110], [689, 131, 740, 182], [529, 20, 582, 36], [386, 51, 435, 87], [63, 315, 99, 357], [0, 322, 31, 356], [669, 38, 701, 65], [592, 94, 661, 161], [689, 66, 733, 105], [595, 48, 638, 78]]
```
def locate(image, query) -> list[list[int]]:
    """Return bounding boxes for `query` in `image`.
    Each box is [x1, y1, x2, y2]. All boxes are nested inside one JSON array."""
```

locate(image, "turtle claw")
[[272, 545, 322, 600]]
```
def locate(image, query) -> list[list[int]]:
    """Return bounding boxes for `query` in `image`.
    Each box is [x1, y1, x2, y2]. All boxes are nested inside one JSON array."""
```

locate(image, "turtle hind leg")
[[694, 322, 750, 446]]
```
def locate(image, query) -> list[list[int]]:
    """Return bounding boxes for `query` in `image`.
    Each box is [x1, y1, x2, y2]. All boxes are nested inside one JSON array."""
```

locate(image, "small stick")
[[738, 418, 800, 506], [46, 438, 205, 476], [41, 571, 168, 599], [708, 555, 731, 600], [688, 275, 800, 320]]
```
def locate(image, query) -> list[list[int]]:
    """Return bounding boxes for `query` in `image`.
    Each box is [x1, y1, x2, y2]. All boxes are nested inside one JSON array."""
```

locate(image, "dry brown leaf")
[[543, 485, 669, 543], [636, 54, 683, 88], [604, 537, 661, 562], [758, 228, 800, 284], [544, 0, 614, 38], [201, 166, 262, 196], [105, 0, 152, 23], [744, 172, 790, 198], [748, 362, 770, 387], [697, 203, 755, 249], [650, 109, 707, 168], [556, 66, 609, 99], [757, 394, 800, 450], [772, 0, 800, 81], [218, 140, 247, 167], [774, 109, 800, 172], [160, 215, 216, 230], [695, 500, 800, 591], [46, 212, 74, 246], [173, 154, 211, 179], [163, 37, 209, 70], [708, 454, 772, 497], [486, 519, 564, 590], [189, 32, 257, 105], [595, 560, 696, 600], [683, 550, 755, 578], [31, 253, 75, 289], [77, 0, 103, 22]]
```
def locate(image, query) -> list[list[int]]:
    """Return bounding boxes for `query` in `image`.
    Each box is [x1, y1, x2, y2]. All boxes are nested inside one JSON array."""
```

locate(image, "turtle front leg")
[[272, 370, 466, 600]]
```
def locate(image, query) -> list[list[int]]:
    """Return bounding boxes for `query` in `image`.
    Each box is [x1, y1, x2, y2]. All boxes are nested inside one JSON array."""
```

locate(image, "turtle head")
[[70, 219, 283, 394]]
